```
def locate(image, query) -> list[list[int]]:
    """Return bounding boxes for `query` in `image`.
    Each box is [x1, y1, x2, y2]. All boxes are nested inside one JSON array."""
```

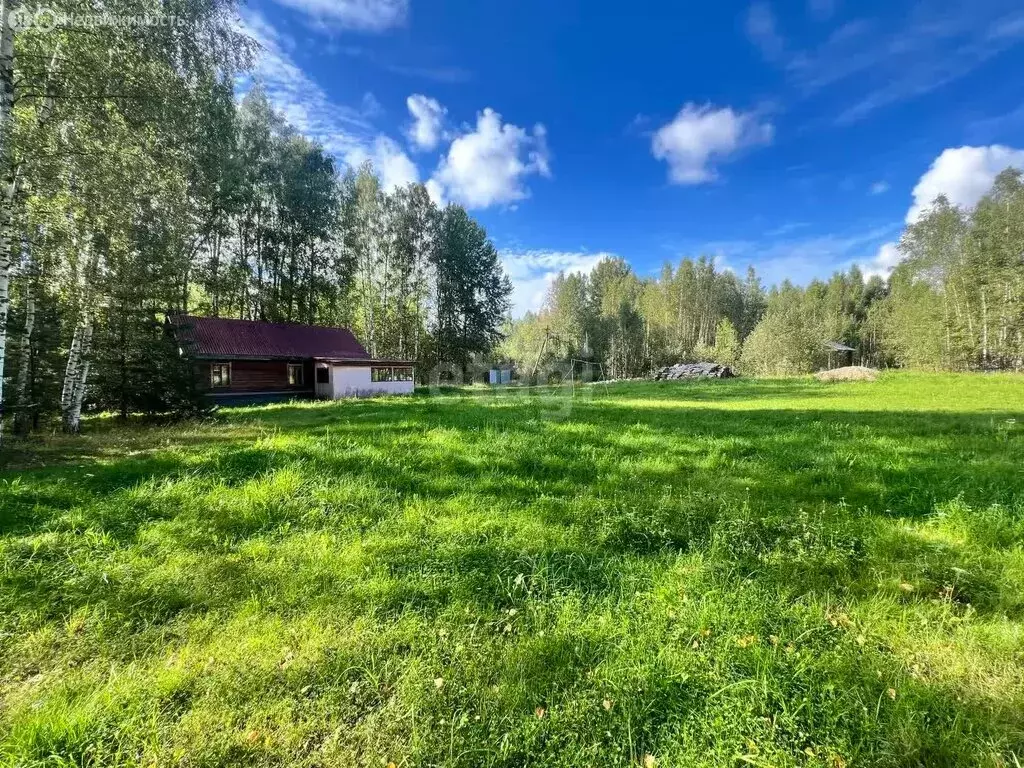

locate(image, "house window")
[[315, 366, 330, 384], [210, 363, 231, 387], [288, 363, 304, 386], [371, 367, 395, 382], [395, 367, 414, 382]]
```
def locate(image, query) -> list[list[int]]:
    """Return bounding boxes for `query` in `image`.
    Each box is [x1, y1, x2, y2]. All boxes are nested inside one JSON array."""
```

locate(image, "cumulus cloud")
[[500, 250, 611, 317], [346, 136, 419, 191], [406, 94, 447, 151], [906, 145, 1024, 222], [430, 108, 551, 209], [651, 104, 773, 184], [424, 178, 445, 206], [863, 241, 902, 279], [269, 0, 407, 31], [863, 144, 1024, 277]]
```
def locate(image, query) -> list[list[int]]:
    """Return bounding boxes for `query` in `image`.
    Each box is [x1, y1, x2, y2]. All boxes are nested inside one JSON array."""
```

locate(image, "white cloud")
[[651, 104, 773, 185], [784, 6, 1024, 124], [698, 224, 898, 287], [692, 143, 1024, 284], [236, 9, 374, 159], [424, 178, 445, 206], [346, 136, 420, 191], [860, 143, 1019, 278], [237, 10, 421, 190], [745, 3, 785, 61], [907, 145, 1024, 222], [430, 108, 551, 209], [869, 180, 889, 195], [406, 94, 447, 151], [864, 144, 1024, 277], [499, 250, 611, 317], [269, 0, 407, 31], [863, 241, 902, 279]]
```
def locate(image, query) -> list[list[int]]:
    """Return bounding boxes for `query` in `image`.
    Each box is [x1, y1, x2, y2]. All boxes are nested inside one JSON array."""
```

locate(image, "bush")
[[712, 317, 741, 367], [740, 309, 822, 376]]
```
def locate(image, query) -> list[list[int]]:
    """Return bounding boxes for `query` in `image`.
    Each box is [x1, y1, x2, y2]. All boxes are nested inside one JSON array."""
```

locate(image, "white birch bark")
[[65, 321, 93, 432], [61, 240, 99, 432], [0, 0, 17, 440], [60, 321, 82, 413]]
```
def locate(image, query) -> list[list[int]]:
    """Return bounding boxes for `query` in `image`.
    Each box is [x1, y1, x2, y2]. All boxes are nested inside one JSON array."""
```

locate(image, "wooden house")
[[170, 315, 415, 405]]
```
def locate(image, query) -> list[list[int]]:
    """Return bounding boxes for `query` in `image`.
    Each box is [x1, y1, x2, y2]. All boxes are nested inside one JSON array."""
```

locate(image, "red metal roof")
[[170, 315, 371, 360]]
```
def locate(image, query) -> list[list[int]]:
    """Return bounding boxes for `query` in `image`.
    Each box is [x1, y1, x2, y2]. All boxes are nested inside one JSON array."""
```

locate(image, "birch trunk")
[[61, 241, 99, 433], [62, 307, 94, 433], [0, 0, 17, 441], [65, 322, 93, 432], [981, 287, 989, 365]]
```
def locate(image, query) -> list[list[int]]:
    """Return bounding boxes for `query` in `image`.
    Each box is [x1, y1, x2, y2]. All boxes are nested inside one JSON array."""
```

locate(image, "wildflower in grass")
[[434, 677, 445, 689], [603, 698, 614, 711]]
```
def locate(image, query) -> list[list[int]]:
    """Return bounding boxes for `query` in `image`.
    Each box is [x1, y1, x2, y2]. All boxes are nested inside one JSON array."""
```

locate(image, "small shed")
[[824, 341, 856, 369], [489, 367, 513, 385]]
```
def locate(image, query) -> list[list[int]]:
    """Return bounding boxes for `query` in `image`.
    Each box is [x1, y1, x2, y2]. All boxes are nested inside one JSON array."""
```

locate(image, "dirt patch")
[[815, 366, 880, 382]]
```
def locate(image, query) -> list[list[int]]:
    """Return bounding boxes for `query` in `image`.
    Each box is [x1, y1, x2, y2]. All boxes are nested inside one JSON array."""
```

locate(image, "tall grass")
[[2, 372, 1023, 766]]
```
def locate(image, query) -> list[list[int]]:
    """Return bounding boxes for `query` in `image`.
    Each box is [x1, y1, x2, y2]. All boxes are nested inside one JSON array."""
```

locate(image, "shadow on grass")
[[2, 383, 1024, 765]]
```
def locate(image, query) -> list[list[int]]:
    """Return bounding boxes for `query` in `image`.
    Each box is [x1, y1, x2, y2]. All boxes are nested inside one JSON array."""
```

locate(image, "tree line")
[[501, 168, 1024, 379], [0, 2, 510, 438], [2, 2, 1022, 441]]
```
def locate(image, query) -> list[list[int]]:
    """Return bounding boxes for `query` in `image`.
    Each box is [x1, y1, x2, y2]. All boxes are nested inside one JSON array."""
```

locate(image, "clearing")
[[2, 373, 1024, 767]]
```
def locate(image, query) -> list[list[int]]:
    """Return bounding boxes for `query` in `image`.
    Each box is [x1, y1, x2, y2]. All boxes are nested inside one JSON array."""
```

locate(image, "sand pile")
[[814, 366, 879, 382]]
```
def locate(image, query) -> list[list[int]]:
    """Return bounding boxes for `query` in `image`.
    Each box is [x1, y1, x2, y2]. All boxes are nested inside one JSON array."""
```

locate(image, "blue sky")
[[238, 0, 1024, 315]]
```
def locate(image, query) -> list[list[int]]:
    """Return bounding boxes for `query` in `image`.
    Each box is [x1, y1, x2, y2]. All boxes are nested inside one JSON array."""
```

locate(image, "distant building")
[[824, 340, 856, 369], [169, 315, 414, 405], [489, 367, 513, 385]]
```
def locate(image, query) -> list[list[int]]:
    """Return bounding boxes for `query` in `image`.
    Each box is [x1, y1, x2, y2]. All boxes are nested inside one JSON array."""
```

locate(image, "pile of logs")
[[654, 362, 735, 380]]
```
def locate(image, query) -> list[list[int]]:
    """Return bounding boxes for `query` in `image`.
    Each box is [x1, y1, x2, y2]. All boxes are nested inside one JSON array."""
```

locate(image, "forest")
[[501, 167, 1024, 379], [0, 1, 510, 438], [1, 0, 1023, 442]]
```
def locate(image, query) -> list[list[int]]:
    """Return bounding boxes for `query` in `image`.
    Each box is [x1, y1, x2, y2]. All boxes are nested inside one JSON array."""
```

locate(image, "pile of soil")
[[814, 366, 879, 382]]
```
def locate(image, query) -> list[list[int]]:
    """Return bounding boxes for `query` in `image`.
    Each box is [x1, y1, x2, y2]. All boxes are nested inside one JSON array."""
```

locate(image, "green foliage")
[[873, 170, 1024, 370], [711, 317, 740, 366], [501, 255, 761, 379], [3, 373, 1024, 765], [1, 30, 510, 430], [740, 285, 823, 375]]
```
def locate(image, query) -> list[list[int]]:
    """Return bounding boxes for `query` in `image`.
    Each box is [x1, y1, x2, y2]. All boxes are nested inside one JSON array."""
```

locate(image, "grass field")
[[2, 373, 1024, 767]]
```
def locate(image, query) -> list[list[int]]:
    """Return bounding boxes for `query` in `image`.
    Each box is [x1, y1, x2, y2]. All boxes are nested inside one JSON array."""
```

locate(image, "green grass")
[[2, 372, 1024, 767]]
